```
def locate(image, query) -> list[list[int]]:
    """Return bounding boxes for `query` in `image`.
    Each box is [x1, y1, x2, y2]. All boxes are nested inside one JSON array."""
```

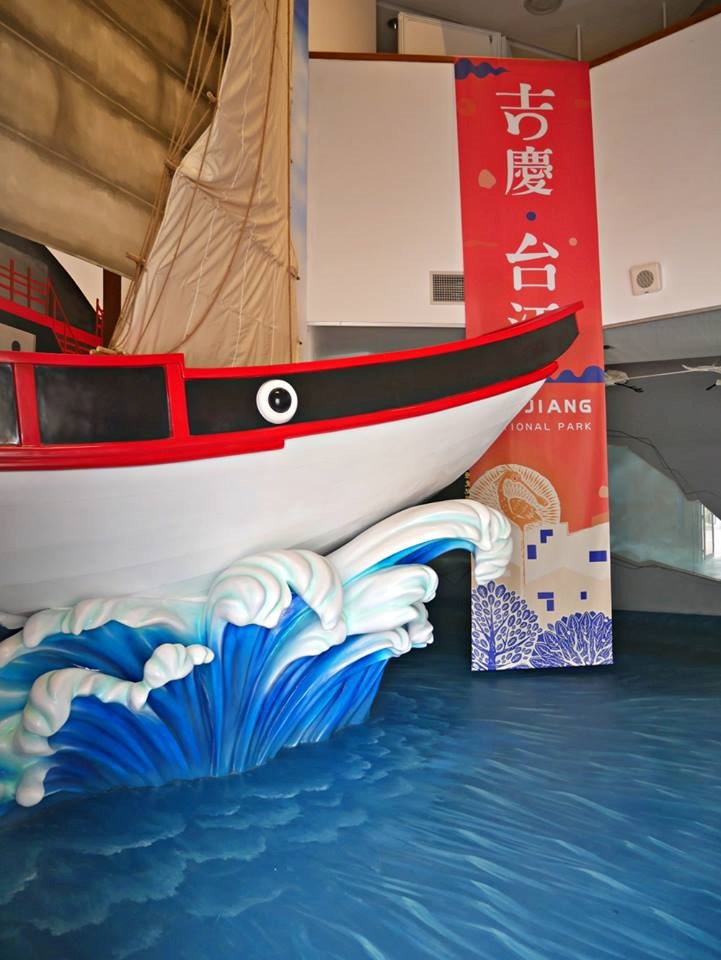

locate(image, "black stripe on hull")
[[186, 313, 577, 436]]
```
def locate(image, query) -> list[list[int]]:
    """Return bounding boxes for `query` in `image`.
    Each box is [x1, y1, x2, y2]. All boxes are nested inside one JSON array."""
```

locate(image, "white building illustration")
[[483, 520, 612, 624]]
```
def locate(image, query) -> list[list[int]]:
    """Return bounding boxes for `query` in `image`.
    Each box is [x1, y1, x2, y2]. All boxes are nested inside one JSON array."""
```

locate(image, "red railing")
[[0, 258, 103, 353]]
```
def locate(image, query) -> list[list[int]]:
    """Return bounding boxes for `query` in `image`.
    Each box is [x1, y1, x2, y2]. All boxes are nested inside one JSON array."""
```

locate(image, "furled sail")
[[112, 0, 296, 367], [0, 0, 218, 277]]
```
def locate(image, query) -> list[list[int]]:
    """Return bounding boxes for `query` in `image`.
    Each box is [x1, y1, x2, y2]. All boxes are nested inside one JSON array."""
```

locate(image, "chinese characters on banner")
[[454, 59, 613, 671]]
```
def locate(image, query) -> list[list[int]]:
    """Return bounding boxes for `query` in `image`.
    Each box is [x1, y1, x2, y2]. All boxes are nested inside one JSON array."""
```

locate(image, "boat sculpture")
[[0, 305, 577, 615], [0, 0, 581, 814]]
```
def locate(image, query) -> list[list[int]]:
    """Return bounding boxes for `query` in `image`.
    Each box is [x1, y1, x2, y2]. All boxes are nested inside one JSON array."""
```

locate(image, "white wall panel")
[[307, 59, 464, 328], [309, 22, 721, 336], [592, 15, 721, 326]]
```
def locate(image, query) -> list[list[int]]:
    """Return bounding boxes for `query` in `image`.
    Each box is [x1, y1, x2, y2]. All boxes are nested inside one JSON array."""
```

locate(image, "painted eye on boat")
[[255, 379, 298, 424]]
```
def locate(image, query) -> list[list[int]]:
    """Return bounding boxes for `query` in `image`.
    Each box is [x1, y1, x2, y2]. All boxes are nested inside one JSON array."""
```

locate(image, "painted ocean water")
[[0, 600, 718, 960]]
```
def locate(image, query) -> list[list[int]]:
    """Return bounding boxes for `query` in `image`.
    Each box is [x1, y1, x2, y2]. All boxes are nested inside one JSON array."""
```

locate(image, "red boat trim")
[[12, 363, 40, 445], [0, 302, 581, 374], [165, 361, 191, 439], [0, 349, 183, 367], [0, 361, 558, 470], [0, 296, 102, 350]]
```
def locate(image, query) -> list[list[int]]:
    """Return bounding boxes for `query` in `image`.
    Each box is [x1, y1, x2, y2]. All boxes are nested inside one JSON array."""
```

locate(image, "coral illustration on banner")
[[455, 58, 612, 670]]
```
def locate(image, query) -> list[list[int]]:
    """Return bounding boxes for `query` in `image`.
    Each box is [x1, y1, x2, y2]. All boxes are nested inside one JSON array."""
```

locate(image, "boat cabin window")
[[0, 364, 19, 445], [35, 365, 170, 445]]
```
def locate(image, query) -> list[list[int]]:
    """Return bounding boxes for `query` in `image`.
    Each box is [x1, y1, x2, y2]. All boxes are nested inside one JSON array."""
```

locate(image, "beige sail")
[[0, 0, 219, 276], [112, 0, 296, 367]]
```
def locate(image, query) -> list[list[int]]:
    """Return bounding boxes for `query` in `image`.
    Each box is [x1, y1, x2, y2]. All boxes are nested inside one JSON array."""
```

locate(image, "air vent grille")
[[635, 269, 655, 289], [431, 272, 464, 304], [630, 261, 662, 296]]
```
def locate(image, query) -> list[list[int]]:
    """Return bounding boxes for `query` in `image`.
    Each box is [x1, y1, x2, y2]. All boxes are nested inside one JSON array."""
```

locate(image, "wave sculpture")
[[0, 500, 511, 816]]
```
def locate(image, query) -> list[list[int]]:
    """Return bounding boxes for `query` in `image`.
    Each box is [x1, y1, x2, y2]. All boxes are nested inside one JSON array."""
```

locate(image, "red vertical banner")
[[455, 58, 613, 671]]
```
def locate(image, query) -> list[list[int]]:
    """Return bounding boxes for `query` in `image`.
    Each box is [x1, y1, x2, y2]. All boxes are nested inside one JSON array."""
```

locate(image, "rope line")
[[286, 0, 296, 361]]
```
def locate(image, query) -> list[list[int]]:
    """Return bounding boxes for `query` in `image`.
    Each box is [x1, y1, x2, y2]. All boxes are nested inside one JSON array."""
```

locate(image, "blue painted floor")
[[0, 601, 719, 960]]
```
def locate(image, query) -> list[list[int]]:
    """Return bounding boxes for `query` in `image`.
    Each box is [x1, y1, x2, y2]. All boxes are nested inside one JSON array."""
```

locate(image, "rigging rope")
[[286, 0, 297, 361]]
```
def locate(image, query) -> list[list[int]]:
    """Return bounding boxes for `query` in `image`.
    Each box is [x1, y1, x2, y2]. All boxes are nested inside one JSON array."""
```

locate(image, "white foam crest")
[[141, 643, 213, 692], [313, 629, 415, 682], [474, 536, 513, 583], [0, 632, 28, 671], [351, 603, 432, 657], [0, 598, 200, 671], [0, 715, 32, 783], [206, 550, 343, 640], [330, 499, 512, 585], [343, 565, 437, 636], [261, 618, 348, 690], [260, 566, 437, 689], [2, 643, 213, 807], [21, 643, 213, 740], [15, 762, 51, 809], [407, 601, 435, 649], [0, 611, 26, 632]]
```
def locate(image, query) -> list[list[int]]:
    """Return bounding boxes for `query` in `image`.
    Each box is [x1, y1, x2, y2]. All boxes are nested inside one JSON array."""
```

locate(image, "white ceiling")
[[379, 0, 701, 59]]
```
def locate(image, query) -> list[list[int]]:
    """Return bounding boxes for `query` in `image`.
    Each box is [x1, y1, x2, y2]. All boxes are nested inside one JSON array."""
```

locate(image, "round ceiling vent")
[[524, 0, 563, 14]]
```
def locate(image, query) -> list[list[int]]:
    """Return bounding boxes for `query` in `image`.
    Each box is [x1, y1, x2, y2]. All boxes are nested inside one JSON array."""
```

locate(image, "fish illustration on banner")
[[454, 58, 613, 671]]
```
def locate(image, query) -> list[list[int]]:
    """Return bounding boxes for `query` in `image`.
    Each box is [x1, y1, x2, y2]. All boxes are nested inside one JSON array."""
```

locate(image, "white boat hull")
[[0, 379, 541, 615]]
